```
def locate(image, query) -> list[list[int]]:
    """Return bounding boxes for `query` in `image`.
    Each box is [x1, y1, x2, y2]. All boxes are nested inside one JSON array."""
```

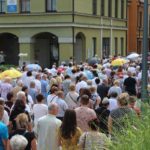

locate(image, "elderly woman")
[[9, 113, 37, 150], [108, 93, 133, 135], [65, 84, 79, 109], [108, 80, 122, 97], [79, 118, 110, 150], [10, 135, 28, 150]]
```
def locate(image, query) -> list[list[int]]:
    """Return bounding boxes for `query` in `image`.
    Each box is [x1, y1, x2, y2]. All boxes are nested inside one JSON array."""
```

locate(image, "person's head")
[[128, 96, 136, 108], [0, 105, 4, 120], [42, 74, 47, 80], [69, 84, 76, 92], [81, 76, 87, 81], [110, 92, 118, 98], [88, 118, 99, 131], [27, 71, 32, 77], [60, 109, 77, 139], [22, 86, 28, 94], [117, 93, 129, 107], [64, 75, 70, 80], [81, 88, 91, 97], [17, 80, 24, 87], [50, 86, 58, 94], [113, 80, 120, 86], [87, 80, 92, 86], [13, 99, 26, 112], [102, 97, 109, 108], [30, 81, 35, 88], [16, 113, 29, 129], [80, 94, 89, 106], [127, 71, 132, 77], [7, 92, 14, 102], [0, 97, 5, 106], [36, 94, 44, 103], [90, 86, 96, 94], [35, 73, 41, 80], [48, 102, 59, 115], [16, 91, 26, 104], [10, 135, 28, 150], [4, 77, 12, 83], [56, 91, 64, 99], [95, 78, 100, 85]]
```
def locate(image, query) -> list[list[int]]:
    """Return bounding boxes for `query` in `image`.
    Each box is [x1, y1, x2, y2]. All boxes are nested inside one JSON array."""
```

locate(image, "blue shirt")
[[41, 80, 48, 98], [0, 121, 8, 150]]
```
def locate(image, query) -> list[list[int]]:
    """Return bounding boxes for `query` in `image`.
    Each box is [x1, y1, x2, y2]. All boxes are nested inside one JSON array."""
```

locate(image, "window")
[[46, 0, 56, 12], [121, 38, 124, 56], [102, 38, 110, 58], [0, 0, 5, 13], [115, 0, 118, 18], [101, 0, 104, 16], [93, 0, 97, 15], [121, 0, 124, 19], [108, 0, 112, 17], [115, 38, 118, 55], [92, 38, 97, 57], [20, 0, 30, 13]]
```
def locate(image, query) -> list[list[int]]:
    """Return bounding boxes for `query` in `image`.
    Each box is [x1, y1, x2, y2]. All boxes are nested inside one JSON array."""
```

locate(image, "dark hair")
[[22, 86, 28, 92], [95, 78, 100, 85], [60, 109, 77, 139], [50, 86, 58, 94], [110, 92, 118, 98], [27, 71, 32, 77], [7, 92, 14, 101], [80, 94, 89, 105], [81, 88, 91, 98], [13, 99, 26, 113], [36, 94, 44, 102], [64, 75, 70, 79], [88, 118, 99, 131]]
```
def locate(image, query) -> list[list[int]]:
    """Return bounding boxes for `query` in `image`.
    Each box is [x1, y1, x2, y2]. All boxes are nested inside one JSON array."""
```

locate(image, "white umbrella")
[[127, 53, 139, 60], [27, 64, 42, 71]]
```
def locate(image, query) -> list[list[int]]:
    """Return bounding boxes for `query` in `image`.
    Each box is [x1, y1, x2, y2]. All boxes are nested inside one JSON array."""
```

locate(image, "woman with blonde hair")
[[108, 79, 122, 97], [9, 113, 37, 150], [65, 84, 79, 109]]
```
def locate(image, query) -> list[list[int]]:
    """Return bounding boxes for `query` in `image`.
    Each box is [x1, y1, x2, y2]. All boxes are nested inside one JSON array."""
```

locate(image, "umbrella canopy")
[[111, 58, 127, 66], [0, 68, 22, 79], [88, 57, 100, 66], [127, 53, 139, 60], [26, 64, 42, 71]]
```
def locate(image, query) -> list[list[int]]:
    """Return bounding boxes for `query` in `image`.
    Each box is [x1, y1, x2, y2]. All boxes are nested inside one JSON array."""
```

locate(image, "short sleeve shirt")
[[0, 121, 8, 150]]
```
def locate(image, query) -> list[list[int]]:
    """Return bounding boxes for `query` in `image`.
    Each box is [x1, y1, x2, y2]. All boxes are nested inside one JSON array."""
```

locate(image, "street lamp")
[[141, 0, 149, 101]]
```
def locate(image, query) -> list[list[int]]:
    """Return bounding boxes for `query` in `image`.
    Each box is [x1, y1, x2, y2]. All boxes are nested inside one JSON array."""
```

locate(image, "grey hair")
[[10, 135, 28, 150], [48, 102, 58, 111], [16, 91, 26, 100]]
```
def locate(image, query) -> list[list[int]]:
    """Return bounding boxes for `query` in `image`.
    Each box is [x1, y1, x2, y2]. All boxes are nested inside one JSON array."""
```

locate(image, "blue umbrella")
[[26, 64, 42, 71]]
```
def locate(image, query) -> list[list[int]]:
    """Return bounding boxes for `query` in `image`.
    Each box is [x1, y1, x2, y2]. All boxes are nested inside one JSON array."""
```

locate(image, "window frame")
[[108, 0, 112, 17], [92, 0, 97, 15], [101, 0, 105, 16], [20, 0, 30, 13], [46, 0, 57, 12], [0, 0, 5, 13]]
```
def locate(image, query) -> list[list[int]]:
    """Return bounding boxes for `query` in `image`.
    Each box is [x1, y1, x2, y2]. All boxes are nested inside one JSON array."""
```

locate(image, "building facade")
[[127, 0, 150, 54], [0, 0, 127, 67]]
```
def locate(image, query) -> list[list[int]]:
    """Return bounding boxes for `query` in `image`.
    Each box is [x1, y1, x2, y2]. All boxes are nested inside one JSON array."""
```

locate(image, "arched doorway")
[[0, 33, 19, 65], [32, 32, 59, 68], [74, 33, 86, 64]]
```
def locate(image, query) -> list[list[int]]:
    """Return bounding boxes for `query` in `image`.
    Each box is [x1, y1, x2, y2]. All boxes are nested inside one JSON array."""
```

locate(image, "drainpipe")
[[141, 0, 148, 101], [72, 0, 75, 64]]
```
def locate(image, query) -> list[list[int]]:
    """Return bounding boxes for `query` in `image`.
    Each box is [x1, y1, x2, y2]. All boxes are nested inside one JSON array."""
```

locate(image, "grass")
[[110, 103, 150, 150]]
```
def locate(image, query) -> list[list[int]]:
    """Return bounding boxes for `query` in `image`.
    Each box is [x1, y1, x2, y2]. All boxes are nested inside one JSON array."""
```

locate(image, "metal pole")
[[141, 0, 148, 101]]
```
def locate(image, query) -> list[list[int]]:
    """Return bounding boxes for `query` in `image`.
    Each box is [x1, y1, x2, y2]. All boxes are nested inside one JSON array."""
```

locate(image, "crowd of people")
[[0, 56, 145, 150]]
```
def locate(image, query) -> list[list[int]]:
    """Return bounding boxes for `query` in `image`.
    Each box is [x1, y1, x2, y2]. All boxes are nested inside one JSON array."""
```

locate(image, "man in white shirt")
[[35, 102, 61, 150], [34, 73, 41, 93], [33, 94, 48, 126], [76, 76, 88, 93], [108, 92, 118, 111]]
